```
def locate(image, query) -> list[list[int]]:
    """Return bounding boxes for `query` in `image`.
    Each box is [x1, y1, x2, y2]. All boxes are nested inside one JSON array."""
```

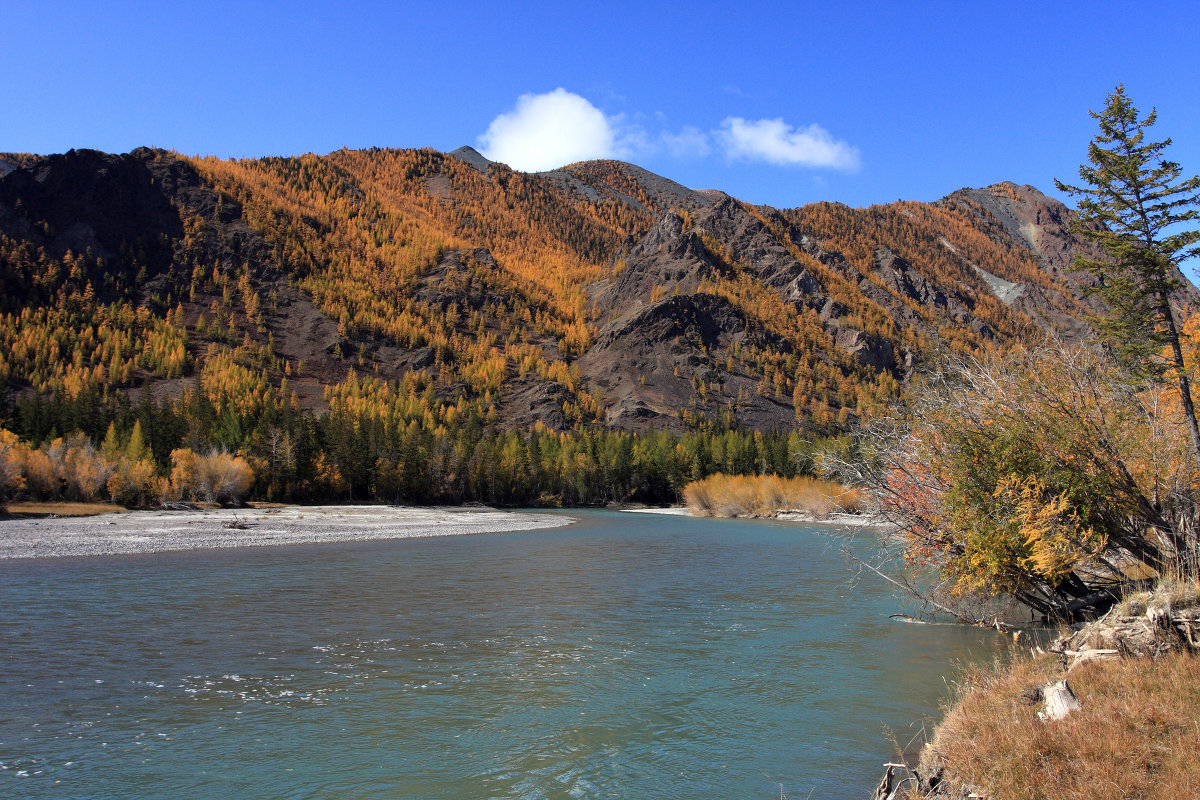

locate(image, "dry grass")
[[3, 501, 125, 517], [922, 651, 1200, 800], [681, 473, 865, 518]]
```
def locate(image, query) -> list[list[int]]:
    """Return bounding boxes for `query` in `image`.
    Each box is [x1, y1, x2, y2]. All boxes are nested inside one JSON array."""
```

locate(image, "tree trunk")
[[1041, 679, 1081, 721], [1158, 295, 1200, 577], [1161, 300, 1200, 477]]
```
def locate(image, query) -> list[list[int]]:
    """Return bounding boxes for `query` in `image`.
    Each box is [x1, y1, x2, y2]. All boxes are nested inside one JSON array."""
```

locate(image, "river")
[[0, 509, 1009, 799]]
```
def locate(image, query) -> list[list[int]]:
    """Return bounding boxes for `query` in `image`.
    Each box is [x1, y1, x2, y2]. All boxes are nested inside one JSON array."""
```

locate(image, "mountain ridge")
[[2, 145, 1194, 439]]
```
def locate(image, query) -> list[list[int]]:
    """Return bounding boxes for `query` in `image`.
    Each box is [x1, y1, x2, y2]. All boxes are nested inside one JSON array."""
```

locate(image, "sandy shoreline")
[[624, 505, 886, 528], [773, 510, 886, 528], [0, 505, 576, 560]]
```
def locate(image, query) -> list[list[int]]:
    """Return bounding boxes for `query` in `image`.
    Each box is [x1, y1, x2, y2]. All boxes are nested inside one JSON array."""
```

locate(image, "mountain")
[[1, 145, 1193, 441]]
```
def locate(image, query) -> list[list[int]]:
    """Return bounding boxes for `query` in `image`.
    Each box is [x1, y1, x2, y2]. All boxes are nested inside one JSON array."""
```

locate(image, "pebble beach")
[[0, 505, 575, 559]]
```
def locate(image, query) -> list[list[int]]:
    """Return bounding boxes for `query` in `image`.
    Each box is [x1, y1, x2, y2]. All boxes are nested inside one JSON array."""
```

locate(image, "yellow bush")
[[107, 457, 158, 507], [682, 473, 863, 518], [0, 429, 27, 505], [170, 448, 255, 505]]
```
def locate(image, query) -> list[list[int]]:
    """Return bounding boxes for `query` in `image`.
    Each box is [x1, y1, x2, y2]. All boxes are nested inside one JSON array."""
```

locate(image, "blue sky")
[[4, 0, 1199, 213]]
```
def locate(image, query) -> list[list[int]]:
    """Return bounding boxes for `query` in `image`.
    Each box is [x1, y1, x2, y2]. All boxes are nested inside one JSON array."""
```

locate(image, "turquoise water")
[[0, 510, 1008, 799]]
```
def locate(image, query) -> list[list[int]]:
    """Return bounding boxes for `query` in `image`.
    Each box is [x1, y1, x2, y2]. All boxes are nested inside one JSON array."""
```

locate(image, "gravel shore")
[[0, 505, 575, 559]]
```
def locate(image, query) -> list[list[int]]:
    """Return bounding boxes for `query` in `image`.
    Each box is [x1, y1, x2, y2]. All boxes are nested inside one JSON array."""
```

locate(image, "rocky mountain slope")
[[1, 146, 1192, 436]]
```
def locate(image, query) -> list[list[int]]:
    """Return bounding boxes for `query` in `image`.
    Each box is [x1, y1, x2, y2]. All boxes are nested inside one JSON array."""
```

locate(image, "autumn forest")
[[0, 139, 1187, 534]]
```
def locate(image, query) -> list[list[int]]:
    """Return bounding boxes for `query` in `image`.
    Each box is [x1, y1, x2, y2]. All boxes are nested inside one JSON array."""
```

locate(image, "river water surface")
[[0, 510, 1009, 799]]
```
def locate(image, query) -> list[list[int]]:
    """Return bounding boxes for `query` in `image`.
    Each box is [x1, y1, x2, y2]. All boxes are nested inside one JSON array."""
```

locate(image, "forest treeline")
[[0, 366, 839, 509]]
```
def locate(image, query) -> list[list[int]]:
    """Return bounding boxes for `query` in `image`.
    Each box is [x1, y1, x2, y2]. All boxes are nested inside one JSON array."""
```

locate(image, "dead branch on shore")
[[845, 546, 1018, 631]]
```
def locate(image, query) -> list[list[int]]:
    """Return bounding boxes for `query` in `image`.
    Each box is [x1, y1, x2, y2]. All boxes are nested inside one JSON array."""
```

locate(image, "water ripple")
[[0, 510, 1012, 800]]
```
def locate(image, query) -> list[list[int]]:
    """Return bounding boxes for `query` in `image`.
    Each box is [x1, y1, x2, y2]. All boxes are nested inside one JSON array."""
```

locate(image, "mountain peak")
[[448, 145, 493, 173]]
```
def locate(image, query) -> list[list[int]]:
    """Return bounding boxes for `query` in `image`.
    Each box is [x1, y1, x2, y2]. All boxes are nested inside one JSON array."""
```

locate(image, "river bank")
[[0, 505, 575, 559], [878, 584, 1200, 800]]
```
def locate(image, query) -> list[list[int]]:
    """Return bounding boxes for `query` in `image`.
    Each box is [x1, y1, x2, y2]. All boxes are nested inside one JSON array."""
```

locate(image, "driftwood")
[[1052, 588, 1200, 660], [1039, 679, 1081, 721], [849, 550, 1016, 631], [1064, 648, 1118, 670], [872, 762, 912, 800]]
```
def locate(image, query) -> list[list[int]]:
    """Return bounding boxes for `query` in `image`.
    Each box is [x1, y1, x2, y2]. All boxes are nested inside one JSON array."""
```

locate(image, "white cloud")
[[717, 117, 860, 170], [477, 91, 860, 173], [477, 88, 618, 172], [610, 114, 650, 157]]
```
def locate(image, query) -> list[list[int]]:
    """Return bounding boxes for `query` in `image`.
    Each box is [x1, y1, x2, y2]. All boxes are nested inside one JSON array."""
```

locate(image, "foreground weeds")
[[921, 651, 1200, 800]]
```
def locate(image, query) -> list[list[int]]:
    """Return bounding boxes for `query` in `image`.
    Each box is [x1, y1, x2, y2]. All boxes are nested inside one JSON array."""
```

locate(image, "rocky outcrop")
[[832, 326, 897, 370], [413, 248, 511, 311], [875, 246, 951, 310], [497, 376, 574, 431], [0, 147, 283, 306], [448, 145, 494, 175], [578, 293, 796, 432], [590, 211, 720, 312], [947, 181, 1200, 318], [0, 148, 185, 303]]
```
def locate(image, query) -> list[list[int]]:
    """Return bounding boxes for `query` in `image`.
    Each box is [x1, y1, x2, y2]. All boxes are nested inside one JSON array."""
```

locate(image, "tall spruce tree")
[[1055, 85, 1200, 471]]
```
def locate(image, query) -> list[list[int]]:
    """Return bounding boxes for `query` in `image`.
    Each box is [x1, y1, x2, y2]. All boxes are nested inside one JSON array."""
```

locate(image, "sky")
[[4, 0, 1200, 214]]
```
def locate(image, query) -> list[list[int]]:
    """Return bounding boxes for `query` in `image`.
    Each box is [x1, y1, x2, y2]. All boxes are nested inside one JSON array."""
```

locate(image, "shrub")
[[0, 429, 27, 508], [200, 451, 255, 504], [170, 448, 254, 505], [106, 456, 158, 507], [58, 432, 113, 501], [849, 340, 1200, 620], [682, 473, 862, 518]]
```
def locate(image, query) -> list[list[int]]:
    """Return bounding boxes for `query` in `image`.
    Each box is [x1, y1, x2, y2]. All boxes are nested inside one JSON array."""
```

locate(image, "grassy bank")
[[3, 501, 125, 518], [914, 583, 1200, 799], [681, 474, 864, 518], [919, 652, 1199, 800]]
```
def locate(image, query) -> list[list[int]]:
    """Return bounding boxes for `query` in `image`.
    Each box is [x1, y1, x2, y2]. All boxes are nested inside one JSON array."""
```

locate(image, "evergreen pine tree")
[[101, 421, 122, 461], [126, 420, 153, 463], [1055, 85, 1200, 470]]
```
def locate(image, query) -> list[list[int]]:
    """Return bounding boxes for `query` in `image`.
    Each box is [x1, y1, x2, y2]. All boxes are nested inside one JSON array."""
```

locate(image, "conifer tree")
[[126, 420, 152, 463], [1055, 85, 1200, 470]]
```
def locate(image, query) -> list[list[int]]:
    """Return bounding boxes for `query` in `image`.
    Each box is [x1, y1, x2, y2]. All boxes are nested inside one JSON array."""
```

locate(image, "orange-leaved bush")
[[169, 448, 254, 505], [849, 338, 1199, 620]]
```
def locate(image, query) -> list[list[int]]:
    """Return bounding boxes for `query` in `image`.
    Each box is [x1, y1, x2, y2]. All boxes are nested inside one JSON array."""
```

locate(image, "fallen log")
[[1064, 648, 1118, 670]]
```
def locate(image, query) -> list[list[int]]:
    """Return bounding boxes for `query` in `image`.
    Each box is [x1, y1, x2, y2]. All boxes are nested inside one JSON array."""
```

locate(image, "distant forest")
[[0, 375, 836, 506]]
